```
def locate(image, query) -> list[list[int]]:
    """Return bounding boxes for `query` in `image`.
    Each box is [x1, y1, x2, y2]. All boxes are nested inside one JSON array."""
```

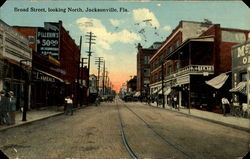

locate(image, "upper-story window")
[[166, 48, 170, 55], [28, 36, 35, 44], [174, 62, 179, 72], [144, 56, 150, 64], [176, 40, 180, 48], [169, 46, 173, 53], [144, 68, 150, 76], [167, 65, 172, 75]]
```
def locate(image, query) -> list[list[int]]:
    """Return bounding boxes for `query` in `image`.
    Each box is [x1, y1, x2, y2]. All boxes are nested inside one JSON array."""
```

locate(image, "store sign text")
[[237, 43, 250, 65]]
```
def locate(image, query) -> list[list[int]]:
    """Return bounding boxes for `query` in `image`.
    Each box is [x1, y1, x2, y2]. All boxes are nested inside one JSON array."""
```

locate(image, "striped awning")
[[229, 82, 247, 95], [134, 92, 141, 97], [205, 73, 229, 89], [158, 87, 171, 95]]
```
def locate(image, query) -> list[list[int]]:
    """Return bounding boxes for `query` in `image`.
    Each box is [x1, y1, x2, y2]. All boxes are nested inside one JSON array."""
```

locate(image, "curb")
[[145, 103, 250, 133], [0, 112, 64, 132], [0, 105, 89, 132]]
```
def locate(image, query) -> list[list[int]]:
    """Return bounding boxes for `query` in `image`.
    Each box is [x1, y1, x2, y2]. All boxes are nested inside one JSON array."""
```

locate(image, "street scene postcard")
[[0, 0, 249, 158]]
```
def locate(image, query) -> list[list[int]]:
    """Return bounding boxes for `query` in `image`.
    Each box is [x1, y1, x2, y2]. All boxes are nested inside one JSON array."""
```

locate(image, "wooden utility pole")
[[85, 32, 96, 88], [95, 57, 104, 96], [102, 61, 105, 96], [77, 36, 82, 107]]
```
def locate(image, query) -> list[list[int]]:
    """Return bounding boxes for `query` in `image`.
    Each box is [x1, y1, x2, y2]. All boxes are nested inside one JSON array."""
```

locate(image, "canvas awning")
[[164, 87, 172, 95], [134, 91, 141, 97], [205, 73, 229, 89], [158, 87, 171, 95], [152, 87, 162, 94], [229, 82, 247, 95]]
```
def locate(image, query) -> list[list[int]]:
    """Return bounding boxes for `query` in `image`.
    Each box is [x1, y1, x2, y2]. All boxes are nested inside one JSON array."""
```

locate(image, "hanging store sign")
[[33, 70, 56, 82], [36, 22, 60, 59]]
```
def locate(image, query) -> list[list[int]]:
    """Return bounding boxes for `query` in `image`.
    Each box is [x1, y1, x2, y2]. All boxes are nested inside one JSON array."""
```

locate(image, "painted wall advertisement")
[[36, 22, 60, 59]]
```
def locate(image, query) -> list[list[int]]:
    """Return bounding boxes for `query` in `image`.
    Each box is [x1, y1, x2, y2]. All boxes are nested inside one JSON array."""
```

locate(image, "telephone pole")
[[95, 57, 104, 96], [77, 36, 82, 107], [85, 32, 96, 88], [102, 61, 105, 96]]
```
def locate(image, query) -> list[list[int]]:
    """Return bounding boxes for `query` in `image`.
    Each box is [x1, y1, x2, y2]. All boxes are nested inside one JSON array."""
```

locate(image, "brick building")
[[13, 21, 85, 108], [230, 41, 250, 116], [149, 20, 250, 110], [136, 42, 161, 97]]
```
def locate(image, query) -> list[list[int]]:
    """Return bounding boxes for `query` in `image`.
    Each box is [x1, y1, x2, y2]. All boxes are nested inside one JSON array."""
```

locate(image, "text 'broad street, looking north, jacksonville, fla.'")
[[13, 7, 129, 13]]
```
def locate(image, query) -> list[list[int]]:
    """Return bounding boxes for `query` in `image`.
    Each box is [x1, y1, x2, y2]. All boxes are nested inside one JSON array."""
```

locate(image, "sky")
[[0, 0, 249, 92]]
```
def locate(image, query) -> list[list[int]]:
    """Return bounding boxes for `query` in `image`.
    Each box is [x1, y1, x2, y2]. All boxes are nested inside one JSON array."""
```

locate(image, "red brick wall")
[[150, 31, 182, 84], [214, 27, 250, 75], [137, 48, 155, 91], [60, 26, 80, 83]]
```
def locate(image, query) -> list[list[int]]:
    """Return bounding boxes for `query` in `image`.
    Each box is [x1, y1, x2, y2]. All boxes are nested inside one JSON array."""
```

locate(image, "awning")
[[164, 87, 172, 95], [205, 73, 229, 89], [134, 91, 141, 97], [152, 87, 161, 94], [229, 82, 247, 95], [158, 87, 171, 95]]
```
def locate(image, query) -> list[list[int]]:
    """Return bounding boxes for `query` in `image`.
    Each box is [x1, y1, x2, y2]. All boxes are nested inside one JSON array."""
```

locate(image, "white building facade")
[[0, 20, 32, 110]]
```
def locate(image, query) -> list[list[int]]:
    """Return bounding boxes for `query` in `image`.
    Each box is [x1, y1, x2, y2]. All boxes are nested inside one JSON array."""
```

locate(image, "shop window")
[[240, 72, 247, 81]]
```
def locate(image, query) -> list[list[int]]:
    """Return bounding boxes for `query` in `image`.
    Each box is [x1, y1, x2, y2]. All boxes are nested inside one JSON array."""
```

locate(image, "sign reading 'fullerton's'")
[[37, 22, 60, 59]]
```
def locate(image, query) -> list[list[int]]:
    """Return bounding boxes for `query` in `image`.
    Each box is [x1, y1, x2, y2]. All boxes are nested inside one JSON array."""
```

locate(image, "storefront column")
[[179, 90, 182, 109], [0, 80, 3, 91]]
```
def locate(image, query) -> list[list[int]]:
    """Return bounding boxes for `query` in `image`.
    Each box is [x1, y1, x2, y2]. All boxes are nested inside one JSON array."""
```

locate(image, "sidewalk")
[[147, 102, 250, 132], [0, 106, 65, 131]]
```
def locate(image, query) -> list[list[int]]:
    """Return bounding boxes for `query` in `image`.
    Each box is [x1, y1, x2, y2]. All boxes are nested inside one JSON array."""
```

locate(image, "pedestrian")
[[8, 91, 16, 125], [221, 97, 230, 116], [65, 96, 73, 115], [174, 96, 177, 109]]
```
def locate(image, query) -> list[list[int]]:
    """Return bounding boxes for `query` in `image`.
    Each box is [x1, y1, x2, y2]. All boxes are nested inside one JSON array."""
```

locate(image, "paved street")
[[0, 98, 249, 159]]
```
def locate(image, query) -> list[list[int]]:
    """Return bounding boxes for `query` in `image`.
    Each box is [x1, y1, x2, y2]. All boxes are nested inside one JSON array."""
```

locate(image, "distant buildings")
[[136, 42, 161, 96], [127, 76, 137, 93]]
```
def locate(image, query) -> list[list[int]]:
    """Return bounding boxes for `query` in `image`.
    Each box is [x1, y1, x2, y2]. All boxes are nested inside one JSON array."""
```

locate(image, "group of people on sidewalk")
[[0, 90, 16, 125], [147, 94, 233, 116]]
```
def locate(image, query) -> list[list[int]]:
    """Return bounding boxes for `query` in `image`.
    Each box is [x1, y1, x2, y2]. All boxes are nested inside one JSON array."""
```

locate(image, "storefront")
[[230, 42, 250, 113], [31, 69, 65, 109]]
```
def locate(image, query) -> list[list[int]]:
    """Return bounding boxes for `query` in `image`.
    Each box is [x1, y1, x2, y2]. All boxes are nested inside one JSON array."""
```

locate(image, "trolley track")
[[116, 98, 194, 159]]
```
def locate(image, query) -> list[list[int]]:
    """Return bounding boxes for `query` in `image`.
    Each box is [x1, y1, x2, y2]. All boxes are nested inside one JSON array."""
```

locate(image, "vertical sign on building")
[[248, 66, 250, 105], [36, 22, 60, 59]]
